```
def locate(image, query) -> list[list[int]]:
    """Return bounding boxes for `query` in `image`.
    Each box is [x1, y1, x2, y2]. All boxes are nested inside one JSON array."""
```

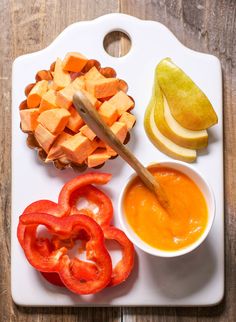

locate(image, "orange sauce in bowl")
[[123, 167, 208, 251]]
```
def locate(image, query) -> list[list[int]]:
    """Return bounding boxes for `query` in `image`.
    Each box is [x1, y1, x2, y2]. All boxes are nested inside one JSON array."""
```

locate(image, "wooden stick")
[[73, 90, 169, 209]]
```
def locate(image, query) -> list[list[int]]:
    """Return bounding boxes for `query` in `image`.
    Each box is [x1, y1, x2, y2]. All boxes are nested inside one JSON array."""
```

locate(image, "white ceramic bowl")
[[118, 160, 215, 258]]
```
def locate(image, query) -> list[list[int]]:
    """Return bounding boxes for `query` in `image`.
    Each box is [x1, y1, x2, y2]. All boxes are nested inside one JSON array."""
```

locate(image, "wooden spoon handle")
[[73, 90, 168, 208]]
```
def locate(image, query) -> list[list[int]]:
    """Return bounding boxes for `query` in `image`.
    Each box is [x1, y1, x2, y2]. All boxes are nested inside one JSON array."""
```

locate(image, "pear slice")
[[153, 83, 208, 149], [157, 58, 218, 130], [144, 96, 197, 163]]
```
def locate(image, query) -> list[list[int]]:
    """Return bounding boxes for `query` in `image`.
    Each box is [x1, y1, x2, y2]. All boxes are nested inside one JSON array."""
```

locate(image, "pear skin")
[[144, 88, 197, 163], [157, 58, 218, 130], [152, 78, 208, 149]]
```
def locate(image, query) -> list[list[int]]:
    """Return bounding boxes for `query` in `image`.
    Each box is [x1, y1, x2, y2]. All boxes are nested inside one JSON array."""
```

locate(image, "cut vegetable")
[[20, 109, 39, 132], [52, 58, 71, 90], [118, 112, 136, 131], [108, 91, 134, 116], [80, 125, 96, 141], [86, 78, 119, 98], [34, 124, 57, 153], [46, 132, 72, 161], [98, 101, 118, 126], [66, 105, 84, 132], [56, 76, 85, 109], [27, 80, 48, 108], [38, 108, 70, 135], [106, 122, 128, 157], [81, 89, 101, 109], [39, 89, 57, 113], [62, 52, 88, 72], [87, 149, 110, 168], [19, 52, 135, 169], [61, 133, 98, 164], [84, 66, 105, 81]]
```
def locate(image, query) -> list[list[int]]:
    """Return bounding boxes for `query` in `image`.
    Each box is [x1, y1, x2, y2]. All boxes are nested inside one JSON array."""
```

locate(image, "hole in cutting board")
[[103, 31, 131, 57]]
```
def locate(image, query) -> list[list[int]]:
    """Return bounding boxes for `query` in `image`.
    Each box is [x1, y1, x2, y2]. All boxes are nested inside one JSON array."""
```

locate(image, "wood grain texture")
[[0, 0, 235, 321]]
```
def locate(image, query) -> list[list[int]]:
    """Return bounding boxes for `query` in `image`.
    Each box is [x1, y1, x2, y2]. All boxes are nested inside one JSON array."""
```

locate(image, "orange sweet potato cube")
[[61, 133, 97, 164], [27, 80, 48, 108], [97, 139, 106, 148], [38, 108, 70, 135], [118, 112, 136, 130], [87, 148, 110, 168], [34, 124, 57, 153], [66, 105, 84, 132], [39, 89, 57, 112], [46, 131, 72, 161], [52, 58, 71, 90], [108, 91, 134, 116], [56, 76, 85, 109], [81, 89, 102, 109], [98, 101, 118, 126], [85, 78, 119, 98], [62, 52, 88, 72], [106, 122, 128, 156], [84, 66, 105, 81], [20, 108, 39, 132], [80, 125, 96, 141]]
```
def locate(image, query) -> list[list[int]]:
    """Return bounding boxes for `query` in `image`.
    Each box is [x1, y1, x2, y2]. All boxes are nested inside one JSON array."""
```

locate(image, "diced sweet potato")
[[84, 66, 105, 81], [20, 109, 39, 132], [27, 80, 48, 108], [87, 148, 110, 168], [46, 131, 72, 161], [80, 125, 96, 141], [81, 89, 102, 109], [108, 91, 134, 116], [52, 58, 71, 90], [39, 89, 57, 112], [106, 122, 128, 156], [118, 112, 136, 130], [66, 105, 84, 132], [38, 108, 70, 135], [85, 78, 119, 98], [62, 52, 88, 72], [56, 76, 85, 109], [61, 133, 97, 164], [97, 139, 106, 148], [34, 124, 57, 153], [98, 101, 118, 126]]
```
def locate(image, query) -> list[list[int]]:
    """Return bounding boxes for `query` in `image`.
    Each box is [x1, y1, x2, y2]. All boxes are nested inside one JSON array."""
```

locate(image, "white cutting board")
[[11, 13, 224, 306]]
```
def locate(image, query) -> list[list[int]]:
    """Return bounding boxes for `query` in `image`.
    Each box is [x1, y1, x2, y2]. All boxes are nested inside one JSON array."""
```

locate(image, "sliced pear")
[[157, 58, 218, 130], [144, 97, 197, 163], [153, 82, 208, 149]]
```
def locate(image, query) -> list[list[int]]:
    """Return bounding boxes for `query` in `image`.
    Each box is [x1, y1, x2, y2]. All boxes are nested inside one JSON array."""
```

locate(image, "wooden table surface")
[[0, 0, 235, 321]]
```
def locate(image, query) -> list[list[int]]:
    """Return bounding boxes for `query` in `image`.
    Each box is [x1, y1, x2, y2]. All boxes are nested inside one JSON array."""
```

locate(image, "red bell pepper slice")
[[58, 173, 112, 216], [17, 200, 61, 247], [69, 185, 113, 227], [19, 213, 112, 294], [40, 271, 64, 287], [17, 198, 103, 288], [40, 237, 98, 287], [103, 226, 135, 286], [17, 200, 66, 287]]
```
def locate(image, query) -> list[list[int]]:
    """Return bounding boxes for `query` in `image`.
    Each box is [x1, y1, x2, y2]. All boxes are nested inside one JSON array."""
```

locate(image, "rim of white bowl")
[[118, 160, 216, 258]]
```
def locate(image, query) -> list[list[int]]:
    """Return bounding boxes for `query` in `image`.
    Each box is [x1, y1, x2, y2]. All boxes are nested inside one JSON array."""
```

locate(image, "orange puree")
[[123, 167, 208, 251]]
